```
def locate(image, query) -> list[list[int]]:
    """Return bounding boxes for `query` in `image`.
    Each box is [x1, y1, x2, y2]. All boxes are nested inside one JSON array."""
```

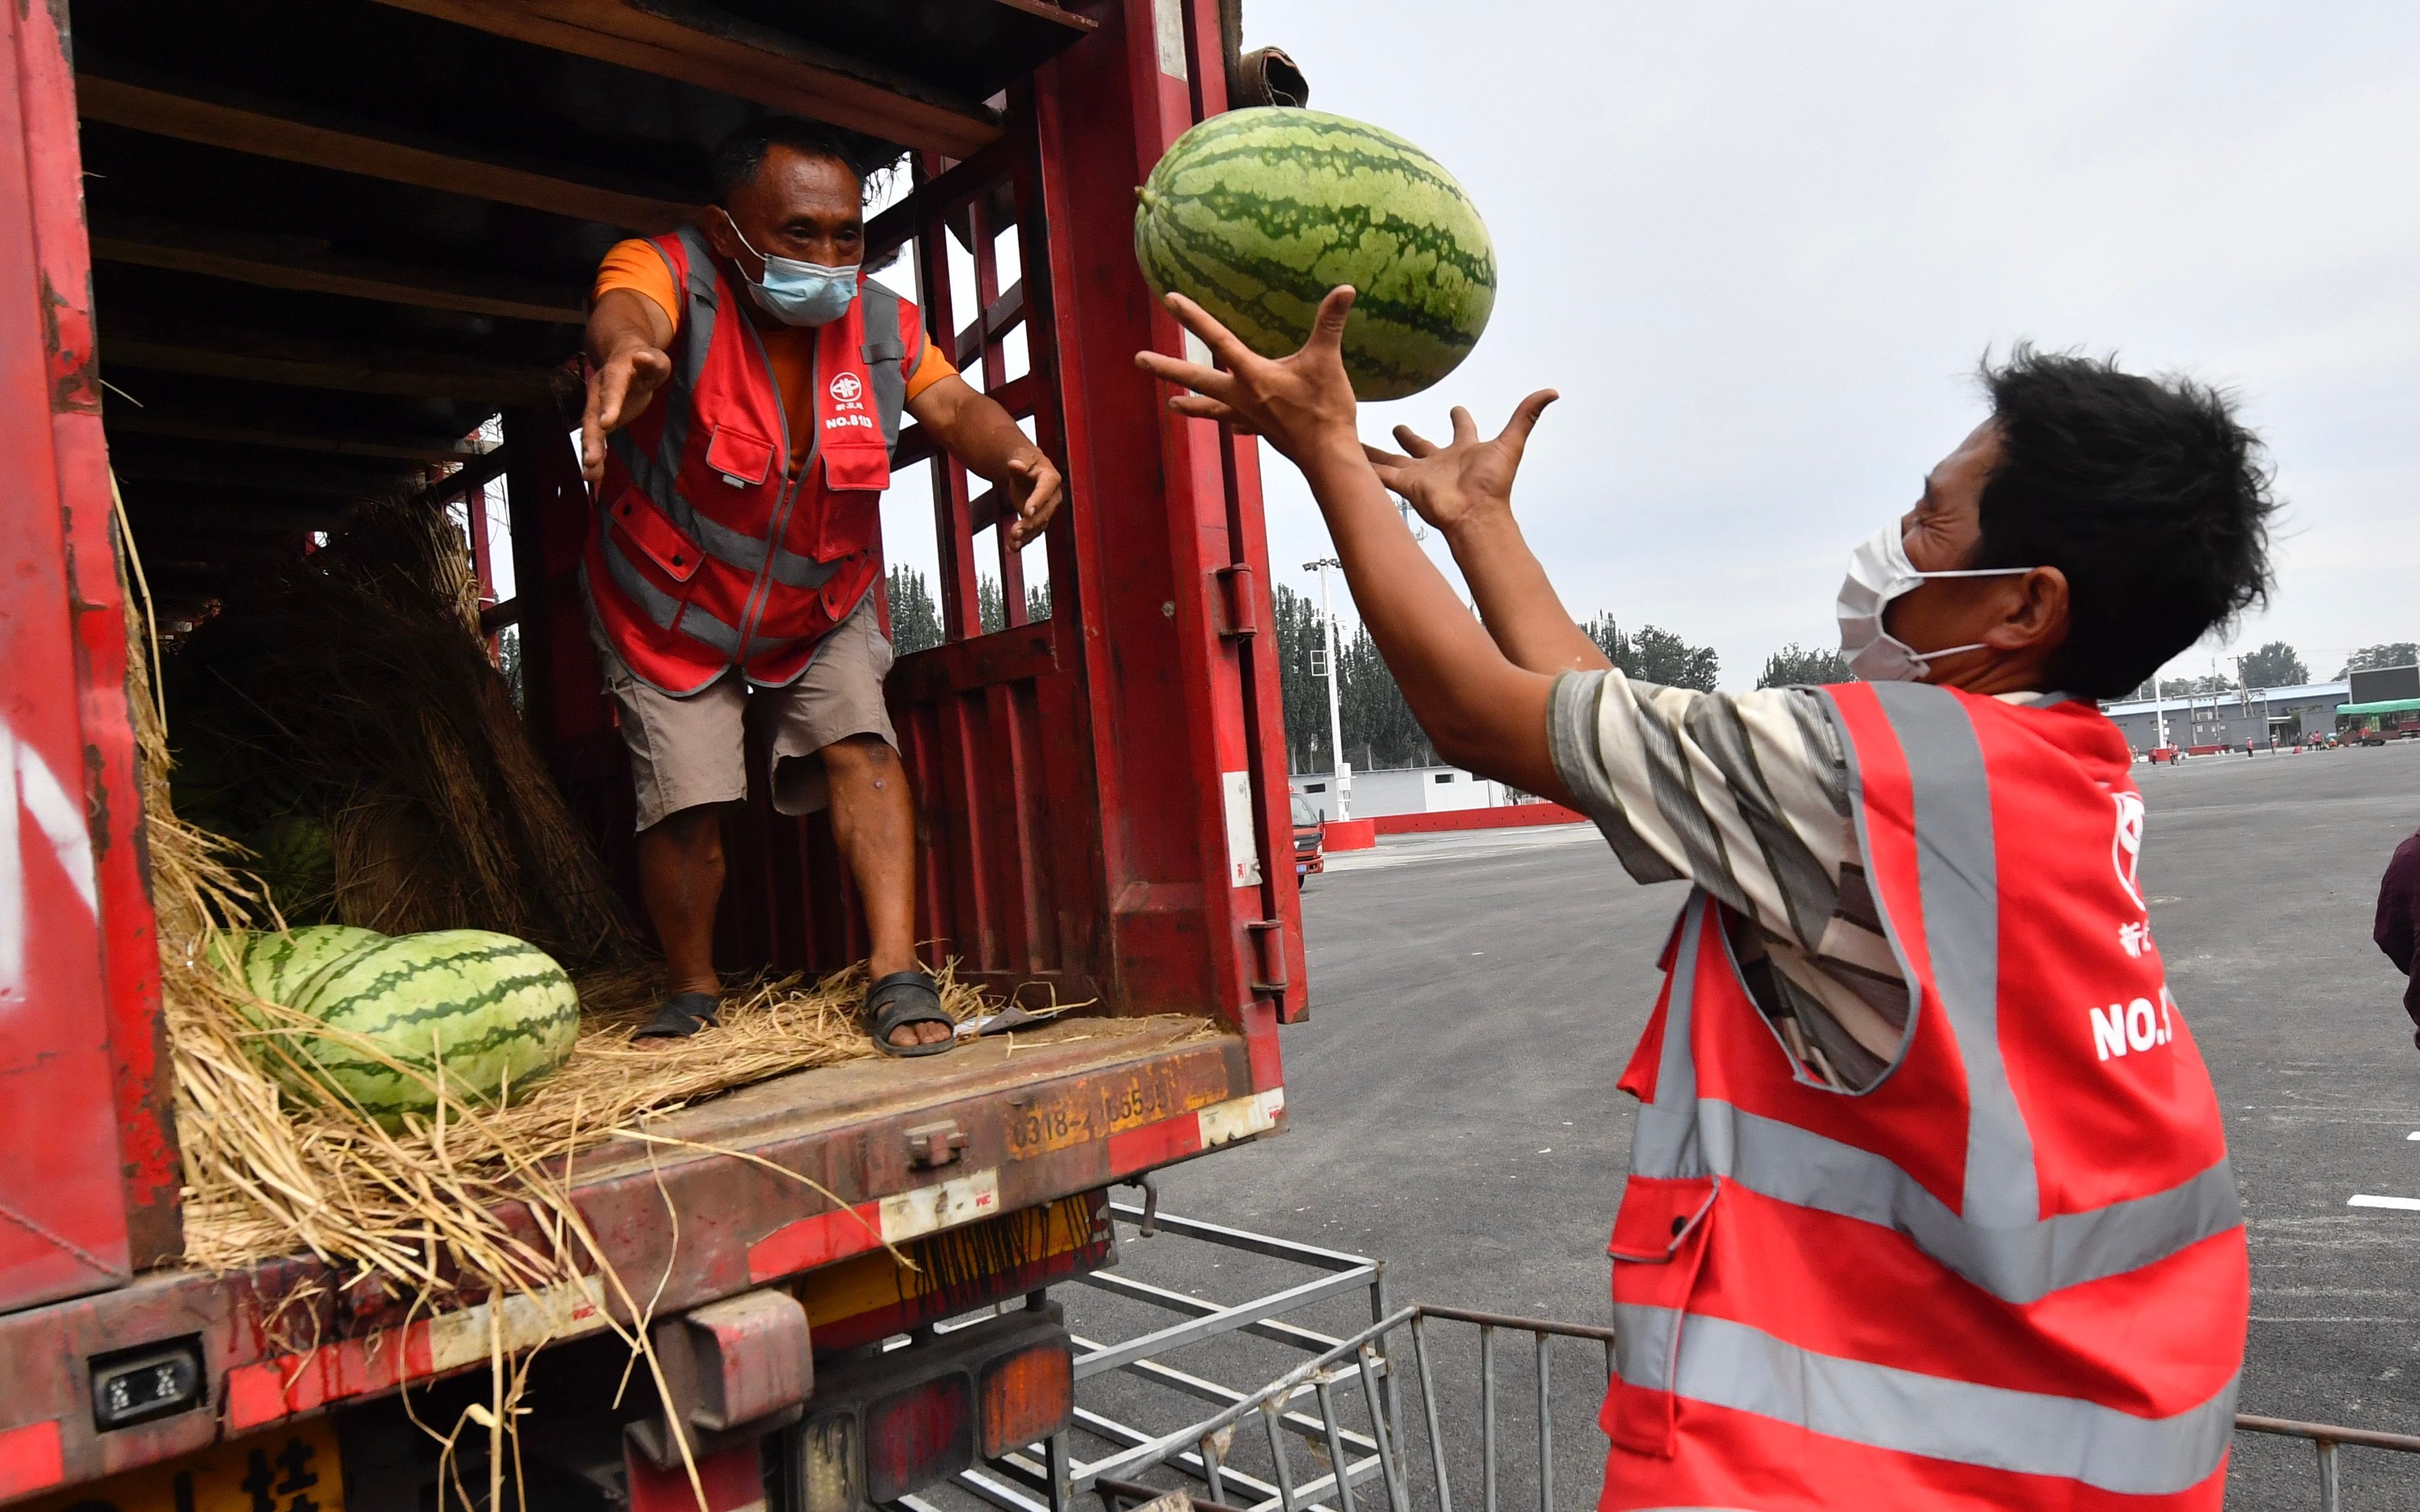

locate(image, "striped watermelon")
[[235, 924, 387, 1007], [279, 929, 579, 1128], [1134, 108, 1496, 400]]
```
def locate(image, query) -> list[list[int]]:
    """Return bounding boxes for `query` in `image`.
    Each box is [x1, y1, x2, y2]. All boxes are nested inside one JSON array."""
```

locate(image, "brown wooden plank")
[[102, 412, 496, 464], [978, 0, 1097, 28], [368, 0, 1004, 157], [102, 331, 559, 403], [106, 450, 412, 496], [90, 217, 585, 324], [75, 72, 700, 233]]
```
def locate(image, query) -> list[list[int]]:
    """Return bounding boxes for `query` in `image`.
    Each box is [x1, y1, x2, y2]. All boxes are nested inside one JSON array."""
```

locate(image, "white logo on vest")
[[2110, 791, 2146, 909], [829, 372, 863, 404]]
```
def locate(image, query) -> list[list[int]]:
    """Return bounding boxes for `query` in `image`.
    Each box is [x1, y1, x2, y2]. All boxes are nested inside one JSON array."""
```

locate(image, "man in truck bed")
[[579, 118, 1061, 1051], [1143, 290, 2265, 1509]]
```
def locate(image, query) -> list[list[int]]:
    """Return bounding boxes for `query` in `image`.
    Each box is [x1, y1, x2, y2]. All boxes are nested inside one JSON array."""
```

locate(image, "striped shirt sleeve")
[[1549, 669, 1911, 1089]]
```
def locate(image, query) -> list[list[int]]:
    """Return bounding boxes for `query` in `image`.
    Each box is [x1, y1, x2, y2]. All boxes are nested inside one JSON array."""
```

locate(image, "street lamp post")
[[1303, 557, 1350, 819]]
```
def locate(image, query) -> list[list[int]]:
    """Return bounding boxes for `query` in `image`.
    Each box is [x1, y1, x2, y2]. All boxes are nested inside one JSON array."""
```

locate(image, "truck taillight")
[[787, 1303, 1073, 1509], [980, 1340, 1073, 1456], [865, 1374, 974, 1501], [795, 1414, 858, 1512]]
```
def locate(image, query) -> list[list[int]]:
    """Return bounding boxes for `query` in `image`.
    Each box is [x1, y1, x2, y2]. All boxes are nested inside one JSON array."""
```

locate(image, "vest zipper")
[[731, 318, 820, 664]]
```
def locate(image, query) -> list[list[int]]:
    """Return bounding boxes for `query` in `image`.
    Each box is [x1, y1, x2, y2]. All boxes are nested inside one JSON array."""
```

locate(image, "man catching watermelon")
[[579, 118, 1060, 1053], [1140, 285, 2269, 1508]]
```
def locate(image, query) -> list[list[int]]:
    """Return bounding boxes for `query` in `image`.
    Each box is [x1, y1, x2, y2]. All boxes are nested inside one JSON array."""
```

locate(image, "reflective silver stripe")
[[605, 427, 679, 522], [769, 545, 840, 589], [602, 527, 743, 658], [685, 507, 770, 573], [1611, 1303, 2237, 1496], [676, 600, 743, 656], [1868, 681, 2037, 1227], [1632, 896, 1710, 1180], [598, 530, 681, 631], [659, 226, 720, 488], [1686, 1096, 2238, 1303], [859, 279, 908, 453]]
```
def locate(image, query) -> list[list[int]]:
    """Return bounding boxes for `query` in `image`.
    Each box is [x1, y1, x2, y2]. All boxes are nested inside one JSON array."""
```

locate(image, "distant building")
[[2096, 680, 2348, 752], [1291, 763, 1514, 821]]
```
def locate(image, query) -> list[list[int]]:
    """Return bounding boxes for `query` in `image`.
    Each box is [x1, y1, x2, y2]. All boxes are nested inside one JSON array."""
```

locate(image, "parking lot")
[[1147, 739, 2420, 1507]]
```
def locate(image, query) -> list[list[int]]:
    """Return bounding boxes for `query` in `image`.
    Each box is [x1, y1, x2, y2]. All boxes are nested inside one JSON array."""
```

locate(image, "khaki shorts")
[[592, 594, 898, 831]]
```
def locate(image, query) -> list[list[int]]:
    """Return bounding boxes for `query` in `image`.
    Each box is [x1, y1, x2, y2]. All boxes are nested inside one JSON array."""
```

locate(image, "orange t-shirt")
[[593, 238, 955, 465]]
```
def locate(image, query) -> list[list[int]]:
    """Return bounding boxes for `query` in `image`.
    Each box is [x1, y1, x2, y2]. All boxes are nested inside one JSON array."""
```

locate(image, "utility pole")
[[2152, 675, 2170, 752], [1303, 557, 1350, 819]]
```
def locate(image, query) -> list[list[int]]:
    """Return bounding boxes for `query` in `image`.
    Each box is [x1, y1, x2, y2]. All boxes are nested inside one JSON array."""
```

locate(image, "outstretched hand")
[[580, 343, 673, 487], [1364, 390, 1558, 536], [1134, 287, 1362, 464]]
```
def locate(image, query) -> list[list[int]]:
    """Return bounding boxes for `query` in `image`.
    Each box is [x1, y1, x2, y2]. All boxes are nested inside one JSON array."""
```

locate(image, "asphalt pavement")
[[1137, 738, 2420, 1509]]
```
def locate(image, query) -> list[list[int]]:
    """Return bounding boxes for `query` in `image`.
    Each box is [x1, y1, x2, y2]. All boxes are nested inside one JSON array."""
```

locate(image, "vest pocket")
[[609, 489, 704, 583], [704, 423, 775, 488], [1604, 1173, 1719, 1458], [820, 444, 890, 494], [808, 465, 884, 564]]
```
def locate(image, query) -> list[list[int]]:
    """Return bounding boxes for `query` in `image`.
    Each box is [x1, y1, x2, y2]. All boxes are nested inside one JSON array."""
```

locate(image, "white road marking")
[[2347, 1195, 2420, 1212]]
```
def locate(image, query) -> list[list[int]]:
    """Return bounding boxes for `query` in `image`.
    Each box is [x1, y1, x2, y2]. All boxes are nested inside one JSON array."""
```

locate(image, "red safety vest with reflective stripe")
[[584, 226, 914, 695], [1598, 682, 2247, 1512]]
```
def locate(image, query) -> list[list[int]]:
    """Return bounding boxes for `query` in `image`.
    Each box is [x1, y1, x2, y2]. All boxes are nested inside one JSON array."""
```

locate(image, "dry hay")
[[177, 959, 995, 1274], [165, 494, 634, 969]]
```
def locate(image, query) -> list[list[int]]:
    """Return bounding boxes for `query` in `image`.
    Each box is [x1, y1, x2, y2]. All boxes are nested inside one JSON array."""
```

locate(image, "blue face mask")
[[724, 216, 859, 327]]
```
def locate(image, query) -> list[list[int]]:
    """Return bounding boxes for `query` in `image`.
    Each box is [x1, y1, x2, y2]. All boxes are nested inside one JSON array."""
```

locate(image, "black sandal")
[[864, 971, 955, 1057], [633, 990, 720, 1041]]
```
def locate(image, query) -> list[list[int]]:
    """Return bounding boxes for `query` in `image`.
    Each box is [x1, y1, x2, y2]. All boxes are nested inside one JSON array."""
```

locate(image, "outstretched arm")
[[1135, 288, 1570, 804], [580, 288, 676, 487], [1366, 398, 1610, 676]]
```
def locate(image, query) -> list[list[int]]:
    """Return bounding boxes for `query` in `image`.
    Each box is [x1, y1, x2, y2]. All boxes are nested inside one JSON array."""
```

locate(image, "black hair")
[[1973, 345, 2276, 699], [708, 115, 892, 205]]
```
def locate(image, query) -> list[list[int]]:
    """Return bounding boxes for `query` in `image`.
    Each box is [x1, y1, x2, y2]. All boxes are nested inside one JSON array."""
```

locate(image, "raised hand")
[[1134, 287, 1361, 464], [1364, 390, 1557, 536]]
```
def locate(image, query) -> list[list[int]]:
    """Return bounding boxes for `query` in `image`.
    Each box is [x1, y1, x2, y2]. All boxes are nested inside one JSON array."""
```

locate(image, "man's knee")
[[819, 733, 899, 782], [645, 803, 726, 852]]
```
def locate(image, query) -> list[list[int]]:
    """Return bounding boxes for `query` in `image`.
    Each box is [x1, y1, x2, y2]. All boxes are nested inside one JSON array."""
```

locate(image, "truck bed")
[[0, 1014, 1282, 1494]]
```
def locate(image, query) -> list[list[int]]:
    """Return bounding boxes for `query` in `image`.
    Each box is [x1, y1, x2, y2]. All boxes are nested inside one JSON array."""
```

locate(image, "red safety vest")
[[584, 226, 915, 694], [1599, 682, 2247, 1511]]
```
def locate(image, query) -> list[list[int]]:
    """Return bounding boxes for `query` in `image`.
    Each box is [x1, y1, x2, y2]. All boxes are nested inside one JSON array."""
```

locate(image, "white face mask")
[[1835, 524, 2034, 683]]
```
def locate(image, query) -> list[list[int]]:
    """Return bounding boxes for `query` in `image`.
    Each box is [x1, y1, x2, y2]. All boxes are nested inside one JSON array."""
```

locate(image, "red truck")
[[0, 3, 1308, 1508]]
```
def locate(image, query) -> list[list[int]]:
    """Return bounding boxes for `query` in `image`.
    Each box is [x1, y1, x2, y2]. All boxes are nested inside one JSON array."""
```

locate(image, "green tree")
[[2120, 671, 2234, 701], [1757, 642, 1849, 688], [1270, 583, 1333, 771], [2339, 642, 2419, 678], [2236, 641, 2307, 688], [974, 575, 1053, 634], [887, 564, 943, 654], [1580, 615, 1720, 691], [1338, 622, 1434, 769]]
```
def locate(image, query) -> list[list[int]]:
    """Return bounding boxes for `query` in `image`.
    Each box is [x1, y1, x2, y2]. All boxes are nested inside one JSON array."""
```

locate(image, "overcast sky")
[[1229, 1, 2419, 689]]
